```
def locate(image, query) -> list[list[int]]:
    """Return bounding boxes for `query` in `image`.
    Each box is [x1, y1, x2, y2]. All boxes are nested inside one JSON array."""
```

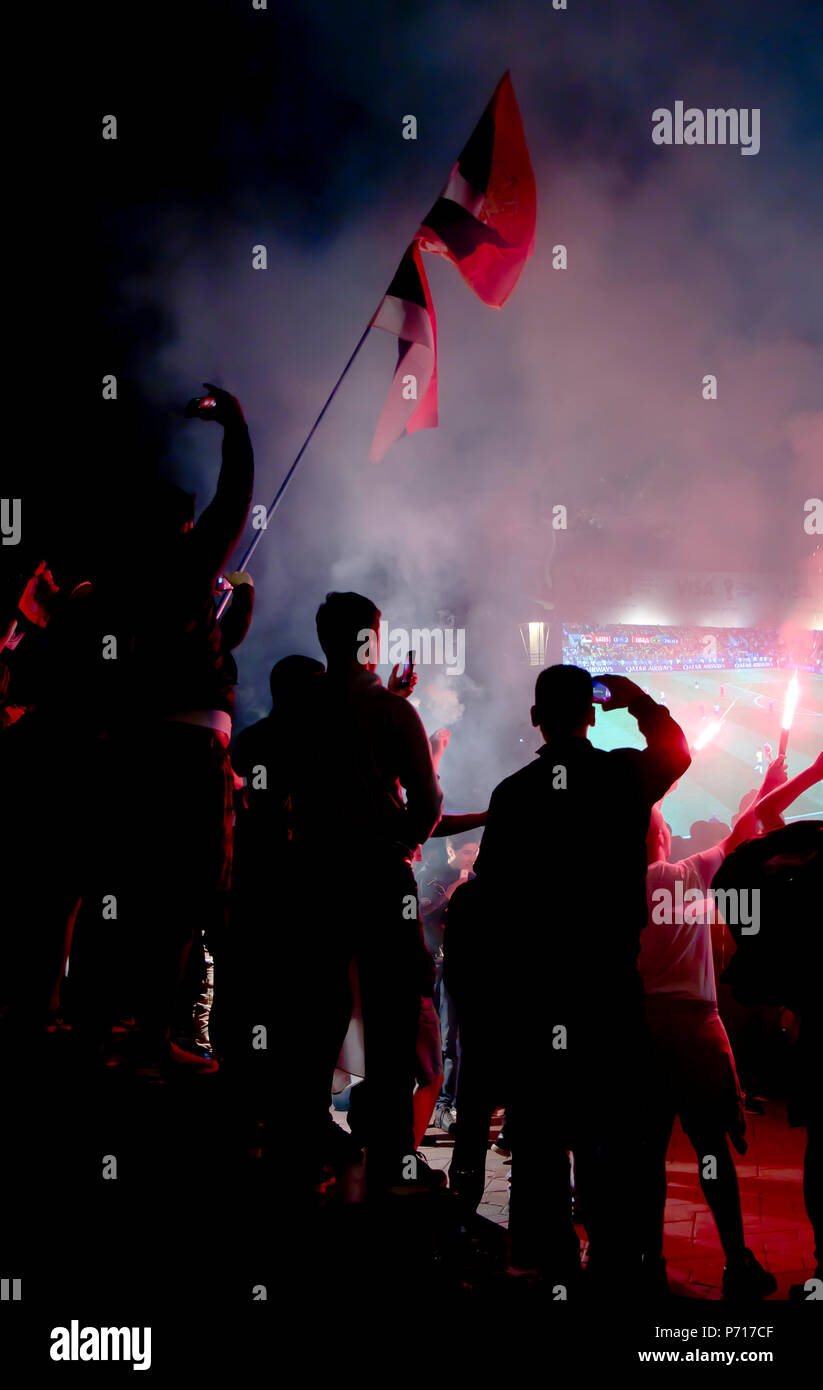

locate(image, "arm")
[[428, 728, 451, 776], [219, 573, 255, 651], [395, 703, 443, 847], [431, 810, 488, 838], [602, 674, 692, 802], [719, 752, 821, 854], [749, 751, 822, 831], [1, 619, 17, 654], [722, 755, 786, 852], [187, 385, 254, 580]]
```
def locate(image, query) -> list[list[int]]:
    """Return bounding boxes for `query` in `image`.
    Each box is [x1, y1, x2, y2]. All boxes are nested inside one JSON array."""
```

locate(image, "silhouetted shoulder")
[[381, 685, 428, 730], [489, 758, 544, 800]]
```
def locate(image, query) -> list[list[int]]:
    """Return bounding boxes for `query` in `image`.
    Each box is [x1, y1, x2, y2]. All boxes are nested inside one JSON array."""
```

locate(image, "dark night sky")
[[9, 0, 822, 796]]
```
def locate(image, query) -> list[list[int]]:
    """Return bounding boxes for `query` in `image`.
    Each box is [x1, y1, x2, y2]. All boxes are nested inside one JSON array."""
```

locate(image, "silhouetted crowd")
[[1, 386, 821, 1301]]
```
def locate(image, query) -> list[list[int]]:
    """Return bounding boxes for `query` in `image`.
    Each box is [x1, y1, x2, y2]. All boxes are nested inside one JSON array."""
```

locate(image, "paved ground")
[[332, 1095, 814, 1298], [659, 1099, 814, 1299]]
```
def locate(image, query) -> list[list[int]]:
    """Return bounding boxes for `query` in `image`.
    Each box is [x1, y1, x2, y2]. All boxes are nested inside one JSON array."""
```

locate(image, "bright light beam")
[[778, 670, 800, 756], [692, 699, 738, 752], [693, 720, 722, 752]]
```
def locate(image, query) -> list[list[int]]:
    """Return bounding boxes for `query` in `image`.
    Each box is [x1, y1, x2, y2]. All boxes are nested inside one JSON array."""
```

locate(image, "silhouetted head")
[[269, 654, 325, 704], [689, 819, 729, 851], [316, 591, 380, 669], [531, 664, 595, 741]]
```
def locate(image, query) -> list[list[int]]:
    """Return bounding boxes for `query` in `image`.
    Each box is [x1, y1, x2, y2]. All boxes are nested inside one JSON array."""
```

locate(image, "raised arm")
[[721, 751, 821, 853], [395, 703, 443, 847], [751, 751, 821, 830], [186, 384, 254, 580], [601, 673, 692, 802], [219, 572, 255, 651], [431, 810, 488, 838]]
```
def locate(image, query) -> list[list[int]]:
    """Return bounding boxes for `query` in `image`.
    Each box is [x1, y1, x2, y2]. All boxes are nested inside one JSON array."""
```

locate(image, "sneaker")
[[491, 1141, 511, 1158], [722, 1249, 777, 1300], [433, 1106, 457, 1135], [135, 1042, 220, 1078]]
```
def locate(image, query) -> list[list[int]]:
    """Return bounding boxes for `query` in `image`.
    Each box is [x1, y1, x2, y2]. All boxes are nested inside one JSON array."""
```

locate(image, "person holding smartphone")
[[90, 383, 254, 1076], [458, 665, 691, 1286]]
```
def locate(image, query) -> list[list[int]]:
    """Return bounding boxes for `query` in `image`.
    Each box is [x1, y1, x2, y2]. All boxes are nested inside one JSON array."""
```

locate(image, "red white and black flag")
[[417, 71, 536, 309], [369, 241, 438, 464]]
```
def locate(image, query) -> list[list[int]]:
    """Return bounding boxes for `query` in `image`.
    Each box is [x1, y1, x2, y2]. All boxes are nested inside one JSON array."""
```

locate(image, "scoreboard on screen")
[[561, 624, 823, 675]]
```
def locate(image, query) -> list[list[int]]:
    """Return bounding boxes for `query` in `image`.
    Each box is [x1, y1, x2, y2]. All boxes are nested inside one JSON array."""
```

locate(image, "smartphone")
[[400, 650, 416, 686], [184, 394, 217, 419], [592, 680, 611, 703]]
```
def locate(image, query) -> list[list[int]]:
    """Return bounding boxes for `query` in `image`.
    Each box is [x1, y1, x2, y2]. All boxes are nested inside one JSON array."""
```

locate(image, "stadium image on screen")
[[561, 624, 823, 839]]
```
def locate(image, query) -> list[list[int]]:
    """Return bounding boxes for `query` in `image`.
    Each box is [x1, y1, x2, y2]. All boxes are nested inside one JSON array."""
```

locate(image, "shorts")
[[645, 995, 746, 1152]]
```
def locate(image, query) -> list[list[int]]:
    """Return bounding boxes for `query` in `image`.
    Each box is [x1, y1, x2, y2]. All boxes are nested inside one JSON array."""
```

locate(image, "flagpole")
[[216, 318, 374, 620]]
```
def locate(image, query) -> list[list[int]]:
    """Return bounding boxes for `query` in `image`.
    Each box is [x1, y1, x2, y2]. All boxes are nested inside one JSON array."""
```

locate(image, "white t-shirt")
[[638, 845, 726, 1002]]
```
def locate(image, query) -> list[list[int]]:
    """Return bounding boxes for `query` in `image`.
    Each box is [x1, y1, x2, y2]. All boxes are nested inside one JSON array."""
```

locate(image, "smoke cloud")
[[89, 0, 823, 811]]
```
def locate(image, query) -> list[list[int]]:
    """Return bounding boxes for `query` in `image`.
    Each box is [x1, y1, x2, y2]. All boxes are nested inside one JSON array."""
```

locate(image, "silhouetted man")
[[86, 383, 254, 1074], [289, 592, 443, 1190], [0, 554, 101, 1032], [712, 764, 823, 1302], [466, 665, 690, 1286], [218, 655, 325, 1074]]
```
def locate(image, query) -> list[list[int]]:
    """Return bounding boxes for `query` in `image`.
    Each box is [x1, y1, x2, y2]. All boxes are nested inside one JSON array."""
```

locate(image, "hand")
[[223, 571, 254, 589], [430, 728, 451, 759], [18, 562, 59, 628], [599, 673, 646, 712], [1, 703, 27, 729], [184, 382, 246, 427], [760, 754, 788, 793], [388, 664, 418, 698]]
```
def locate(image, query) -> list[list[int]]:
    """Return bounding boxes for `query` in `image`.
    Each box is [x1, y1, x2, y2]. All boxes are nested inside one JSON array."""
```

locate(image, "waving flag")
[[369, 242, 438, 464], [417, 71, 536, 308]]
